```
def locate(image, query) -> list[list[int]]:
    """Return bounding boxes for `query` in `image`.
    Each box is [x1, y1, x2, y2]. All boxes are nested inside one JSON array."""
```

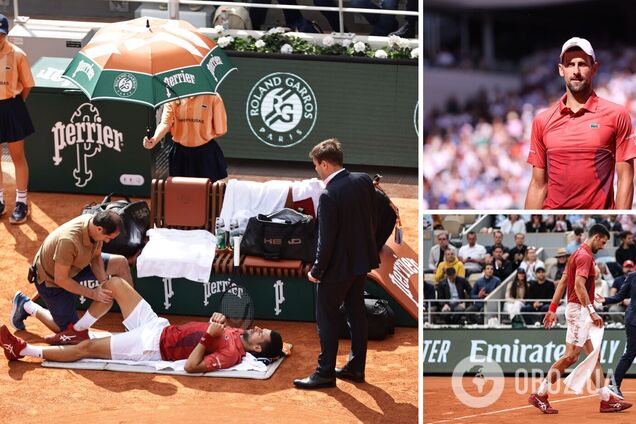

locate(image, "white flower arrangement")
[[217, 36, 234, 48], [387, 35, 401, 48], [266, 26, 287, 35], [397, 37, 411, 49], [410, 47, 420, 59], [353, 41, 366, 53], [280, 43, 294, 54], [341, 39, 352, 48], [374, 49, 388, 59], [322, 35, 335, 47], [255, 39, 266, 49]]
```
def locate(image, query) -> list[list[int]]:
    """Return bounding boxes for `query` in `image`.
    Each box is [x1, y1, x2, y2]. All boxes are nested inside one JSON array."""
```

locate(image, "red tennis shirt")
[[159, 322, 246, 371], [565, 243, 595, 305], [528, 92, 636, 209]]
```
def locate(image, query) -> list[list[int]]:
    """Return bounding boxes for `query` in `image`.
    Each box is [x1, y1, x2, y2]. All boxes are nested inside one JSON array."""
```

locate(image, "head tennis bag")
[[240, 208, 316, 263], [82, 193, 150, 258]]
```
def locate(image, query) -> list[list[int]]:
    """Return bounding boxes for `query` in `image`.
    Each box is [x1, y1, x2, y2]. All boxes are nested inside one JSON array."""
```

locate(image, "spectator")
[[389, 0, 417, 39], [599, 215, 623, 233], [508, 233, 528, 269], [504, 269, 528, 322], [434, 248, 465, 282], [465, 263, 501, 324], [491, 245, 513, 281], [427, 231, 457, 271], [423, 281, 437, 322], [566, 227, 584, 254], [608, 260, 634, 323], [547, 248, 569, 282], [594, 265, 611, 315], [616, 231, 636, 265], [520, 266, 555, 325], [485, 229, 509, 258], [526, 214, 546, 233], [500, 214, 526, 234], [546, 215, 572, 232], [458, 231, 487, 275], [574, 215, 596, 231], [435, 268, 471, 325], [519, 246, 545, 281], [350, 0, 398, 36]]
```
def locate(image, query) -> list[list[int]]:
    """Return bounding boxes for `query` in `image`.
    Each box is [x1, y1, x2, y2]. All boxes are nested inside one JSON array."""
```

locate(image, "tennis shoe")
[[10, 291, 30, 331], [600, 395, 632, 413], [1, 325, 26, 361], [528, 393, 558, 414], [45, 323, 89, 345]]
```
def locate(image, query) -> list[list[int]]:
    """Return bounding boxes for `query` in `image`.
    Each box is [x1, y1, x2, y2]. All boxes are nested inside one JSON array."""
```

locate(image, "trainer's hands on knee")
[[92, 286, 113, 303], [210, 312, 226, 325]]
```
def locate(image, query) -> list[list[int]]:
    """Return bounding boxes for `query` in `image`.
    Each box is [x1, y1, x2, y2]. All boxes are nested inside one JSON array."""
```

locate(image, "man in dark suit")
[[598, 272, 636, 398], [294, 139, 379, 389], [436, 267, 471, 324]]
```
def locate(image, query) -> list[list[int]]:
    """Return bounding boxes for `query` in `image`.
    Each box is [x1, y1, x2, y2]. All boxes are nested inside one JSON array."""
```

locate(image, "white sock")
[[73, 311, 97, 331], [23, 300, 41, 317], [599, 386, 611, 401], [538, 378, 550, 396], [16, 189, 27, 204], [19, 344, 43, 359]]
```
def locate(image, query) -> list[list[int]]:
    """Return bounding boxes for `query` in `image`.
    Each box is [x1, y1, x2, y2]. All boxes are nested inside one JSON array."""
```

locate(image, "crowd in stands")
[[423, 46, 636, 209], [424, 214, 635, 326]]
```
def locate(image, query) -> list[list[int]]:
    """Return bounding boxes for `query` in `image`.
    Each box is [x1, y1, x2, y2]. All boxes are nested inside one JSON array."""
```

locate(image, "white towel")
[[563, 318, 605, 394], [219, 179, 290, 232], [291, 178, 324, 213], [71, 352, 267, 373], [137, 228, 216, 282]]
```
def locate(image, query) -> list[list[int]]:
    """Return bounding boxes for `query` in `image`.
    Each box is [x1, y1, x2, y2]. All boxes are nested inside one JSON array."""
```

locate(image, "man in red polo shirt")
[[525, 37, 636, 209], [529, 224, 631, 414], [0, 277, 283, 372]]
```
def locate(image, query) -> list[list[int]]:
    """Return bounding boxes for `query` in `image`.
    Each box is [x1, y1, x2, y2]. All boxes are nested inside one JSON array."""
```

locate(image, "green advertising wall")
[[423, 328, 636, 376], [24, 54, 417, 198]]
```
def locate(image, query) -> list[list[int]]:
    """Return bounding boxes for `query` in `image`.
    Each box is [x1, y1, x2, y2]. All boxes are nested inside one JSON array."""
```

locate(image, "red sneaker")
[[0, 325, 27, 361], [44, 324, 89, 346], [600, 395, 633, 413], [528, 393, 558, 414]]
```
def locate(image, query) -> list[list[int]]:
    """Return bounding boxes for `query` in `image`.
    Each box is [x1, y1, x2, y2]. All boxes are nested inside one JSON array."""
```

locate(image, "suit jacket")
[[310, 170, 379, 283], [436, 277, 471, 308], [604, 272, 636, 326]]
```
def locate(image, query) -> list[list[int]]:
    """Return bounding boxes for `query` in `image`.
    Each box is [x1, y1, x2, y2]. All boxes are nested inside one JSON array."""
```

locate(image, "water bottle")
[[229, 218, 240, 249], [220, 9, 229, 30], [215, 217, 226, 250]]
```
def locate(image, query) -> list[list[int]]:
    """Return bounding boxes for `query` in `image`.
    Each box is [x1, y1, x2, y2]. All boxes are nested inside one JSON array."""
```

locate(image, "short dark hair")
[[620, 231, 633, 240], [92, 210, 123, 235], [588, 224, 610, 239], [252, 330, 283, 359], [309, 138, 343, 166], [484, 263, 494, 270], [574, 227, 584, 236], [467, 231, 476, 237]]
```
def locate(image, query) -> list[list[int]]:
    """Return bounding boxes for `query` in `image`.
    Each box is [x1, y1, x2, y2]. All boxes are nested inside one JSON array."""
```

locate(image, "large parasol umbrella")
[[62, 17, 236, 109]]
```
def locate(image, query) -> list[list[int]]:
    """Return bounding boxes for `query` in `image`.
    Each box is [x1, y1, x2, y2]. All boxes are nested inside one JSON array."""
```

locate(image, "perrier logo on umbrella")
[[62, 17, 236, 108]]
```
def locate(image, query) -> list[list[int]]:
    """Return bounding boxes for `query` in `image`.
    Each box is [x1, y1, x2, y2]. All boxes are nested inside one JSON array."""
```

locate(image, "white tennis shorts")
[[565, 303, 592, 347], [109, 299, 170, 361]]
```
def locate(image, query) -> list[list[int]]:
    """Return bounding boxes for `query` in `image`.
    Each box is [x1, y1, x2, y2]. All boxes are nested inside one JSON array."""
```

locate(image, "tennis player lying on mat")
[[1, 277, 283, 372]]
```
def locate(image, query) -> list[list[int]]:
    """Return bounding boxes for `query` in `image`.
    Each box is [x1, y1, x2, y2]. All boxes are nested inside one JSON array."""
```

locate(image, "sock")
[[599, 386, 611, 401], [16, 189, 27, 204], [19, 344, 43, 359], [23, 300, 41, 317], [73, 311, 97, 331], [538, 378, 550, 396]]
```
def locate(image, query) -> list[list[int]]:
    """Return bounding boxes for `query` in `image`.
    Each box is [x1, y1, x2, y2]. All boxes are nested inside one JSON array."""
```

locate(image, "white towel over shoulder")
[[137, 228, 216, 282]]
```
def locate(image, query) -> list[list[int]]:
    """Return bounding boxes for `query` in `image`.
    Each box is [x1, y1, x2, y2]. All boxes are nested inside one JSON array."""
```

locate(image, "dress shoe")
[[335, 367, 365, 383], [293, 373, 336, 389]]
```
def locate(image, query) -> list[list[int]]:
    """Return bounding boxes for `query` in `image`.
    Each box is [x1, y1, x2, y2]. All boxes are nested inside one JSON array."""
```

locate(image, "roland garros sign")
[[246, 72, 318, 148]]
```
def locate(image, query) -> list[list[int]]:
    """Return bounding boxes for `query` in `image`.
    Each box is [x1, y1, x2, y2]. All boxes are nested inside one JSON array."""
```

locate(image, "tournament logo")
[[113, 72, 137, 97], [246, 72, 318, 148], [51, 103, 124, 188]]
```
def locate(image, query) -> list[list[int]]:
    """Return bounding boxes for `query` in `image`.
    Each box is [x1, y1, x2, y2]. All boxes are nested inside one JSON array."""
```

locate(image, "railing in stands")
[[11, 0, 420, 35]]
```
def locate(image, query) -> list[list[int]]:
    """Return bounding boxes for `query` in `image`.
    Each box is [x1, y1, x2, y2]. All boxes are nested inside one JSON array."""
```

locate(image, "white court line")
[[426, 392, 636, 424]]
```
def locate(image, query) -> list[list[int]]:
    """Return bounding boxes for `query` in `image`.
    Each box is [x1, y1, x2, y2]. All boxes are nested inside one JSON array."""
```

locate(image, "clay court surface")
[[424, 376, 636, 423], [0, 158, 418, 423]]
